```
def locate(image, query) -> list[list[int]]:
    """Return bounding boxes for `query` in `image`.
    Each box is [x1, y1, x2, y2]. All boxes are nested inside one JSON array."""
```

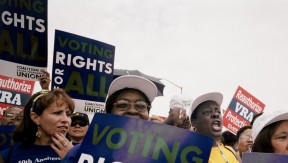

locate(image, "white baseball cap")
[[252, 109, 288, 140], [170, 94, 193, 116], [107, 75, 158, 103], [190, 92, 223, 117]]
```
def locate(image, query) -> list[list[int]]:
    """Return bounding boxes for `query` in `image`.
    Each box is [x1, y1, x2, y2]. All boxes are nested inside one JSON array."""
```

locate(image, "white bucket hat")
[[169, 94, 193, 116], [107, 75, 158, 103], [190, 92, 223, 117], [252, 109, 288, 140]]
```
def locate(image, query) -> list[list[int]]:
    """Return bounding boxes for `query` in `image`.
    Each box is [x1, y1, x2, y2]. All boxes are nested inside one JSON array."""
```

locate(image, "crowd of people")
[[0, 70, 287, 162]]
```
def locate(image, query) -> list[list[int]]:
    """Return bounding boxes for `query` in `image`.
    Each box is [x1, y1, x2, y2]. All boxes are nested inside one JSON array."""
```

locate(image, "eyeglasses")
[[113, 100, 150, 112], [240, 135, 253, 141], [71, 121, 88, 127], [4, 113, 23, 121], [202, 108, 221, 116]]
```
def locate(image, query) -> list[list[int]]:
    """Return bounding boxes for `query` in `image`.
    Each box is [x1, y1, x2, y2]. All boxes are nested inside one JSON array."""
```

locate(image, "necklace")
[[217, 143, 229, 163]]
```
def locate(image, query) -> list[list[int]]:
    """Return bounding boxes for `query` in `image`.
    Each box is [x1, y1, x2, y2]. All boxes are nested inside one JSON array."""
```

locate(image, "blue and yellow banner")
[[52, 30, 115, 114], [75, 114, 213, 163], [0, 0, 48, 80]]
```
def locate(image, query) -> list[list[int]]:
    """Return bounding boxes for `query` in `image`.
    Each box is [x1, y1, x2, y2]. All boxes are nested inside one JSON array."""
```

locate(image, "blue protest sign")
[[52, 30, 115, 114], [242, 152, 288, 163], [0, 125, 16, 151], [75, 114, 213, 163], [0, 0, 48, 80]]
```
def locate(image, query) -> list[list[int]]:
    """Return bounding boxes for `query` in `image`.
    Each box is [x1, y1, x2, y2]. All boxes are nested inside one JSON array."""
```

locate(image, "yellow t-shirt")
[[209, 144, 239, 163]]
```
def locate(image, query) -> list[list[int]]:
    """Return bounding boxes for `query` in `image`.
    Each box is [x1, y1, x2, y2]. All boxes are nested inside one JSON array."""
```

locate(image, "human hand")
[[175, 108, 192, 129], [164, 108, 191, 130], [51, 133, 73, 159], [39, 70, 50, 90], [179, 115, 192, 130]]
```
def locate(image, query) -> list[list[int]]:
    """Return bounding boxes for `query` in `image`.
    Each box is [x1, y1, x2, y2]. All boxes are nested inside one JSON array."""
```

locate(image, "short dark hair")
[[236, 125, 252, 142], [252, 120, 282, 153], [221, 130, 237, 147]]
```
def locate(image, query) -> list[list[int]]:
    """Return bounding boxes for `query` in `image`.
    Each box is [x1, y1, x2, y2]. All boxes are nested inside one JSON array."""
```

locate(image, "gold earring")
[[36, 125, 41, 137]]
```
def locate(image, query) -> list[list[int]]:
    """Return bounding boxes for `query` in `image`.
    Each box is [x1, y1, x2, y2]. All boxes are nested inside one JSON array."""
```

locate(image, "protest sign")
[[0, 74, 34, 116], [74, 114, 213, 163], [0, 0, 48, 80], [52, 30, 115, 115], [242, 152, 288, 163], [223, 86, 265, 134], [0, 125, 16, 151]]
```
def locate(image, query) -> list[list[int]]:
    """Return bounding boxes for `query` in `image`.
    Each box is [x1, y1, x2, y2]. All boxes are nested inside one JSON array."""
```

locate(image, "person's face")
[[271, 120, 288, 154], [192, 101, 222, 139], [1, 107, 23, 126], [111, 90, 149, 120], [237, 129, 253, 154], [69, 119, 89, 140], [37, 100, 72, 138]]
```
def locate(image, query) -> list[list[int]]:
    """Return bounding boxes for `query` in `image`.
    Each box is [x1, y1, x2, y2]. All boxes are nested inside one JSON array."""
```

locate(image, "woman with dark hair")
[[252, 109, 288, 154], [0, 89, 75, 162]]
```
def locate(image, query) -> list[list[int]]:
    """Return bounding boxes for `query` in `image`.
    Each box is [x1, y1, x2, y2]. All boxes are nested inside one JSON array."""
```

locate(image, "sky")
[[46, 0, 288, 119]]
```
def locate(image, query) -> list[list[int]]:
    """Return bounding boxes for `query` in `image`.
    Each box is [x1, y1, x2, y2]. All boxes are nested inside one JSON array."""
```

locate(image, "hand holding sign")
[[39, 70, 51, 90]]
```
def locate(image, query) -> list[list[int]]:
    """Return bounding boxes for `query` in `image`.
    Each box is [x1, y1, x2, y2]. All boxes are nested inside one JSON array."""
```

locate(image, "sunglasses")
[[71, 121, 88, 127]]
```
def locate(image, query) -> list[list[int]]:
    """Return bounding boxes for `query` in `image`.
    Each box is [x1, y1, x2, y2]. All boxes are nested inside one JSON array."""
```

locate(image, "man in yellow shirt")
[[190, 92, 240, 163]]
